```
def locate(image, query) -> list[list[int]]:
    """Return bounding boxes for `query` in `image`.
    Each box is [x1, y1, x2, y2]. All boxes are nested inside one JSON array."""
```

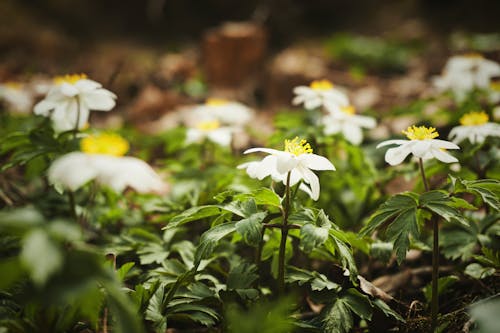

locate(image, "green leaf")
[[117, 262, 135, 282], [194, 222, 237, 265], [300, 223, 330, 253], [328, 230, 358, 277], [343, 288, 373, 321], [21, 229, 63, 286], [224, 199, 258, 218], [423, 276, 459, 303], [420, 190, 469, 226], [285, 266, 340, 291], [464, 263, 496, 280], [321, 296, 353, 333], [235, 188, 282, 207], [105, 282, 145, 333], [164, 206, 226, 229], [372, 298, 404, 322], [235, 212, 266, 246], [450, 177, 500, 211], [0, 207, 44, 229], [385, 208, 419, 264], [360, 193, 418, 236]]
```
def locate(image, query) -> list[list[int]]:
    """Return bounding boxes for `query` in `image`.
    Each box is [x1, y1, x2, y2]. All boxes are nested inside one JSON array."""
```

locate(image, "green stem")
[[68, 191, 77, 220], [277, 171, 291, 295], [419, 158, 438, 332]]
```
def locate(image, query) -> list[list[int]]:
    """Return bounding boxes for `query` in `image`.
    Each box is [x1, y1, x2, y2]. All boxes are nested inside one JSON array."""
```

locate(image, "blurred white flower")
[[377, 125, 460, 166], [433, 54, 500, 101], [0, 82, 34, 114], [48, 133, 167, 194], [34, 74, 116, 132], [321, 105, 376, 145], [292, 79, 349, 110], [186, 119, 233, 147], [449, 111, 500, 144], [241, 137, 335, 200], [191, 98, 254, 126]]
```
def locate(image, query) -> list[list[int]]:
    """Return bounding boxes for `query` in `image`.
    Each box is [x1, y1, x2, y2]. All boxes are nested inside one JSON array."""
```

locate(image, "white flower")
[[377, 125, 460, 166], [449, 111, 500, 144], [292, 79, 349, 110], [48, 134, 167, 194], [321, 105, 376, 145], [237, 155, 317, 199], [0, 82, 34, 114], [240, 137, 335, 200], [34, 74, 116, 132], [433, 54, 500, 101], [185, 119, 233, 147], [191, 98, 254, 126]]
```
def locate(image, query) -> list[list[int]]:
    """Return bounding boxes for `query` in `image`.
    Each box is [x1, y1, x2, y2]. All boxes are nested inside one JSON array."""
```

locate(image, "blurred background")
[[1, 0, 499, 126]]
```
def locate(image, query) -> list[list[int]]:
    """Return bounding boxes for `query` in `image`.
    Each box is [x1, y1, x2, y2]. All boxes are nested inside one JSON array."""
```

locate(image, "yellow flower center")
[[80, 133, 129, 157], [341, 105, 356, 115], [54, 73, 87, 85], [4, 82, 22, 90], [284, 137, 313, 156], [463, 53, 484, 59], [310, 79, 334, 91], [206, 98, 229, 106], [459, 111, 489, 126], [196, 120, 220, 131], [490, 81, 500, 92], [402, 125, 439, 140]]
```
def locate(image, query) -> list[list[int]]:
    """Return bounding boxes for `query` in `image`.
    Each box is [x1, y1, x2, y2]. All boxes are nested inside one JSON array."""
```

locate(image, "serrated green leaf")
[[385, 208, 419, 264], [117, 262, 135, 282], [236, 188, 282, 207], [321, 296, 353, 333], [164, 206, 226, 229], [21, 229, 63, 286], [286, 266, 340, 291], [235, 212, 266, 246], [300, 223, 330, 253], [224, 199, 258, 218], [451, 177, 500, 211], [360, 193, 418, 236], [464, 263, 496, 279], [343, 288, 373, 321], [194, 222, 237, 265]]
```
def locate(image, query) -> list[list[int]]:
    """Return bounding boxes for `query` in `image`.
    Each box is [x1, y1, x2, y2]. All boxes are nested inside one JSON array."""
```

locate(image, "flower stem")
[[277, 171, 291, 295], [68, 191, 77, 220], [418, 158, 429, 192], [419, 158, 438, 332]]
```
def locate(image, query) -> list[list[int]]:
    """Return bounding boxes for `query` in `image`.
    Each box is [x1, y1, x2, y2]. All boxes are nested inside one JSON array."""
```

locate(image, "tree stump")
[[202, 21, 267, 88]]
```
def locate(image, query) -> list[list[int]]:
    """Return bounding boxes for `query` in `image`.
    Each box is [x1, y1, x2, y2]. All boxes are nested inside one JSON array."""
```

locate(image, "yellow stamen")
[[54, 73, 87, 85], [463, 53, 483, 59], [284, 137, 313, 156], [80, 133, 129, 157], [206, 98, 229, 106], [310, 79, 334, 91], [490, 81, 500, 92], [459, 111, 489, 126], [4, 82, 22, 90], [196, 120, 220, 131], [402, 125, 439, 140], [341, 105, 356, 115]]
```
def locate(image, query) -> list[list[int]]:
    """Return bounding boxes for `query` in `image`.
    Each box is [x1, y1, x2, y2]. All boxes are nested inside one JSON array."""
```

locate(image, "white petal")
[[352, 115, 377, 128], [342, 123, 363, 145], [48, 153, 98, 191], [300, 154, 335, 171], [60, 83, 79, 97], [430, 139, 460, 150], [304, 97, 322, 110], [207, 129, 232, 146], [244, 147, 281, 155], [276, 153, 297, 174], [81, 89, 116, 111], [376, 139, 408, 148], [385, 145, 412, 165], [431, 148, 458, 163], [186, 128, 203, 144], [33, 99, 56, 116], [411, 141, 432, 158], [74, 79, 102, 92], [301, 167, 320, 200]]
